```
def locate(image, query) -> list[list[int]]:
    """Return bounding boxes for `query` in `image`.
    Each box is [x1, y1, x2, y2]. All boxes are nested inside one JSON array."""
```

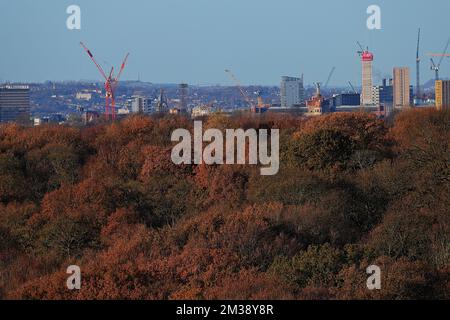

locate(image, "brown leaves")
[[1, 111, 449, 300], [335, 256, 448, 300]]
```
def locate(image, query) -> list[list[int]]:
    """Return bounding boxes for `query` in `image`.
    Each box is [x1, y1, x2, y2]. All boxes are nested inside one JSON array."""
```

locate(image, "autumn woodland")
[[0, 109, 449, 300]]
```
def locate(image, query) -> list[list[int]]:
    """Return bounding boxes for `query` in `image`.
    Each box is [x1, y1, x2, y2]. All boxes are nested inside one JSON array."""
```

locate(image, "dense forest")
[[0, 109, 448, 300]]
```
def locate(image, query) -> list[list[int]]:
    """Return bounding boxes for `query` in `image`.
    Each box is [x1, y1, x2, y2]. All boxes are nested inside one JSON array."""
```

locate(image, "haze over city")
[[1, 0, 450, 85]]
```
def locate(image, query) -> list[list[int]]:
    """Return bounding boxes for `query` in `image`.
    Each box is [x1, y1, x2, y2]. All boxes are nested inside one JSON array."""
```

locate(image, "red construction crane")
[[80, 42, 129, 120]]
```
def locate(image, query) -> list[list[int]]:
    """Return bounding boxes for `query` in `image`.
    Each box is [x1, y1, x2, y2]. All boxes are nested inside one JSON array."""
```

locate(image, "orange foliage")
[[0, 110, 448, 300]]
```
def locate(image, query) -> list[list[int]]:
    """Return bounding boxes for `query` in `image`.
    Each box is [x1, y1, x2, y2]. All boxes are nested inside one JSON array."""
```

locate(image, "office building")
[[335, 93, 360, 106], [435, 80, 450, 110], [393, 67, 411, 108], [281, 76, 304, 108], [329, 93, 360, 112], [0, 85, 30, 123], [371, 78, 395, 115], [372, 86, 380, 106], [131, 96, 149, 113], [379, 78, 394, 104], [372, 80, 393, 105]]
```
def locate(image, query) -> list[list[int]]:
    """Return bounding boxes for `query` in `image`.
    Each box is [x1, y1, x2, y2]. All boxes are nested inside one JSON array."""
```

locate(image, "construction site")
[[24, 27, 450, 127]]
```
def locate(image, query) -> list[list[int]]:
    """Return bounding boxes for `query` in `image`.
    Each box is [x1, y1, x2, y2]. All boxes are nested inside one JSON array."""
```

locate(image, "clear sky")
[[1, 0, 450, 86]]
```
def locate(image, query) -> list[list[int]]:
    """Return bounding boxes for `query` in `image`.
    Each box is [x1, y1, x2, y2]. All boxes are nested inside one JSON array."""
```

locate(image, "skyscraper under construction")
[[361, 51, 374, 106]]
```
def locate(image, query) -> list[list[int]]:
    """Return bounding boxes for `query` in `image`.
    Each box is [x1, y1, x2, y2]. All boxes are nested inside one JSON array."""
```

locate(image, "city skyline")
[[1, 0, 450, 85]]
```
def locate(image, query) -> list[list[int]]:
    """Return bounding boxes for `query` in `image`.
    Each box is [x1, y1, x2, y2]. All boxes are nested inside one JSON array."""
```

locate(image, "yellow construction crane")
[[225, 69, 256, 112], [224, 69, 271, 113], [255, 92, 271, 113]]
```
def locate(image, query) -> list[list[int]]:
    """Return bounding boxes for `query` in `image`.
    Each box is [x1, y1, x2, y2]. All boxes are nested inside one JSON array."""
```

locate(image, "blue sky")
[[1, 0, 450, 86]]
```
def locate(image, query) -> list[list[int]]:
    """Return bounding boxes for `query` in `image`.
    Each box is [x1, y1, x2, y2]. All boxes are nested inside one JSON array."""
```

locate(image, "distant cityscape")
[[1, 36, 450, 126]]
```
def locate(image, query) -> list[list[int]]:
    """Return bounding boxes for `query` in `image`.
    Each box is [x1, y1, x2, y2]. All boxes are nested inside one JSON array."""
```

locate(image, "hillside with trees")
[[0, 109, 448, 299]]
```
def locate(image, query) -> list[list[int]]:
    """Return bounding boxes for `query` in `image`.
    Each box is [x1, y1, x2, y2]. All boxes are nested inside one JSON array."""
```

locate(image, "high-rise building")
[[379, 78, 394, 104], [0, 85, 30, 123], [393, 67, 411, 108], [131, 95, 150, 113], [129, 95, 153, 114], [372, 86, 380, 106], [371, 79, 394, 115], [280, 76, 304, 108], [178, 83, 188, 112], [361, 51, 374, 106], [372, 78, 393, 104], [435, 80, 450, 110]]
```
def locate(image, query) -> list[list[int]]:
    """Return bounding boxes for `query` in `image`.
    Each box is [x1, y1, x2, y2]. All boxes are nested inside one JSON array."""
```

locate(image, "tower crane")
[[80, 42, 129, 120], [323, 66, 336, 89], [225, 69, 256, 112], [428, 37, 450, 81], [416, 28, 421, 99], [356, 41, 370, 56], [348, 81, 358, 94]]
